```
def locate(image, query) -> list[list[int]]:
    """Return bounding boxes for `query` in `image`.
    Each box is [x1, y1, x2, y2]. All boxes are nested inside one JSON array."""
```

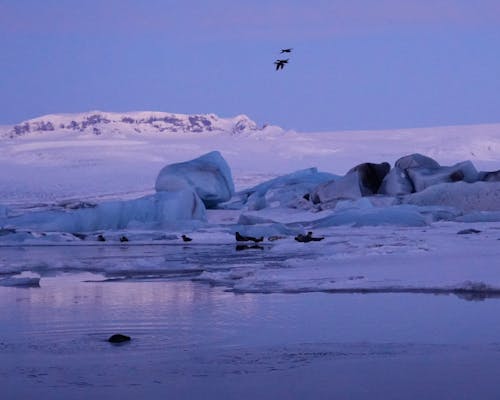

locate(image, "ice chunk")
[[237, 168, 337, 211], [0, 272, 40, 287], [155, 151, 234, 208], [407, 161, 479, 192], [480, 170, 500, 182], [404, 181, 500, 212], [455, 211, 500, 222], [378, 167, 414, 195], [311, 204, 428, 227], [231, 222, 301, 238], [6, 190, 206, 232], [310, 172, 362, 205], [237, 213, 277, 225], [395, 153, 440, 169], [0, 204, 8, 218]]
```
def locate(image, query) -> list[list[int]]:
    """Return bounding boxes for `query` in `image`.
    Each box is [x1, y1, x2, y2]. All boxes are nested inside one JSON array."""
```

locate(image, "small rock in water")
[[97, 234, 106, 242], [108, 334, 131, 343], [457, 229, 481, 235]]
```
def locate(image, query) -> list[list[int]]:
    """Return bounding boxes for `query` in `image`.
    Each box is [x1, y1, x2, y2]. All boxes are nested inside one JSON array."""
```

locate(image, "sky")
[[1, 0, 500, 131]]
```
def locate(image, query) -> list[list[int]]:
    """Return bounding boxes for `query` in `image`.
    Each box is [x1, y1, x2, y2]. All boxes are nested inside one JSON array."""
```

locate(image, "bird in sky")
[[280, 48, 293, 53], [274, 59, 289, 71]]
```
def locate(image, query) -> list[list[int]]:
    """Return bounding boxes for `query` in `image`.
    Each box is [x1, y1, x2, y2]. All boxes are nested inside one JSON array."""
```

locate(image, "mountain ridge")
[[1, 111, 275, 138]]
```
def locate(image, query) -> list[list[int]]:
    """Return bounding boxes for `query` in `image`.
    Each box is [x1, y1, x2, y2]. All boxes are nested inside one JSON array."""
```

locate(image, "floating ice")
[[404, 181, 500, 212], [155, 151, 234, 208], [0, 272, 40, 287], [407, 161, 479, 192], [311, 173, 362, 205], [311, 204, 428, 227], [395, 153, 441, 170], [235, 168, 337, 211], [378, 167, 414, 196], [5, 190, 206, 232]]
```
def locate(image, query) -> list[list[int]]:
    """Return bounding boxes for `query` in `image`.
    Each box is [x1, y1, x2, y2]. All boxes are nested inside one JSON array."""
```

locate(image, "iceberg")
[[406, 161, 479, 192], [155, 151, 234, 208], [311, 204, 428, 228], [6, 190, 206, 232], [236, 168, 338, 211], [404, 181, 500, 212]]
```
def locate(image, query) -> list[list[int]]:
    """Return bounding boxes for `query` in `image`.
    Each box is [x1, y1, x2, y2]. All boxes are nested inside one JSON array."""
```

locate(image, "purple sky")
[[1, 0, 500, 131]]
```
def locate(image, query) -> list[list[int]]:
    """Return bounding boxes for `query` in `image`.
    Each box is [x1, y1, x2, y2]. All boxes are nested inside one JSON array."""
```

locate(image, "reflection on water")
[[3, 275, 500, 399], [3, 275, 500, 351]]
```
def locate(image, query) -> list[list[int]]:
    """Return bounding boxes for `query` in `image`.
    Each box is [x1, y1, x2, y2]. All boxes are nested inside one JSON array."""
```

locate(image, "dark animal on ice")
[[457, 229, 481, 235], [295, 232, 324, 243], [235, 232, 264, 243], [97, 234, 106, 242], [181, 234, 193, 242], [119, 235, 129, 242]]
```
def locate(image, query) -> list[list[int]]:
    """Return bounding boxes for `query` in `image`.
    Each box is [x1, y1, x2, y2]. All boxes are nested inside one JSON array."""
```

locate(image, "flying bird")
[[280, 48, 292, 53], [274, 59, 289, 71]]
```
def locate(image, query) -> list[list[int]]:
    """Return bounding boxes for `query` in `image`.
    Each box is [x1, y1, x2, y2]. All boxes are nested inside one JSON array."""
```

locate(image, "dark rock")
[[108, 334, 131, 343], [72, 232, 87, 240], [181, 234, 192, 242], [457, 229, 481, 235], [119, 236, 129, 242], [97, 234, 106, 242]]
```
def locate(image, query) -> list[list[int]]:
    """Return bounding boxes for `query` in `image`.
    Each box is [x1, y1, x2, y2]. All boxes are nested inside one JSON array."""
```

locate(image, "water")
[[2, 273, 500, 399]]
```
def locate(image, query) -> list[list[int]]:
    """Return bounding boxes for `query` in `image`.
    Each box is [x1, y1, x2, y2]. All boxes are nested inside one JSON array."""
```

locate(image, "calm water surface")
[[1, 248, 500, 399]]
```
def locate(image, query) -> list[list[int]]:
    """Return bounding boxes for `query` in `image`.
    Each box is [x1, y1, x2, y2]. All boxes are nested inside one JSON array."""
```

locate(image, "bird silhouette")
[[274, 59, 289, 71], [181, 234, 192, 242], [280, 48, 292, 53]]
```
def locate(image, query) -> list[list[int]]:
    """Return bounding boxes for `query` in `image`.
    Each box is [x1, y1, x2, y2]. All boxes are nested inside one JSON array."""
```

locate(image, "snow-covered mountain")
[[2, 111, 269, 138]]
